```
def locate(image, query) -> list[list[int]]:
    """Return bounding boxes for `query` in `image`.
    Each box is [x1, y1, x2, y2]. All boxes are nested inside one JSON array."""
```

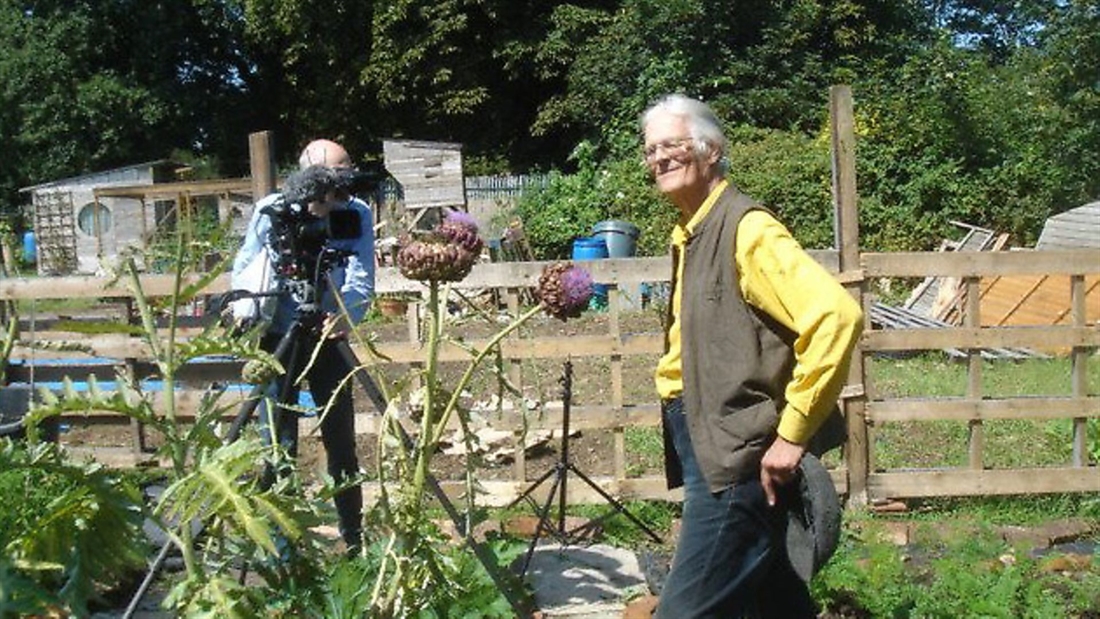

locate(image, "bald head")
[[298, 139, 351, 170]]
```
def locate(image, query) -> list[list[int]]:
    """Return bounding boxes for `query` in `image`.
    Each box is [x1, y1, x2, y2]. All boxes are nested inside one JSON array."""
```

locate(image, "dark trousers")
[[260, 332, 362, 548], [655, 398, 815, 619]]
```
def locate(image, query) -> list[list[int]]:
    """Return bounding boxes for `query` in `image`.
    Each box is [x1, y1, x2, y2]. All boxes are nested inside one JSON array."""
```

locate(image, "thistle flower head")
[[241, 358, 279, 385], [537, 262, 594, 321], [397, 216, 481, 282], [443, 209, 478, 230], [437, 209, 484, 254]]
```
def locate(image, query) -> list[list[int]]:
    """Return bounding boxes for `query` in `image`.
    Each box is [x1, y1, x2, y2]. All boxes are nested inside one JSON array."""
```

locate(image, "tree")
[[0, 1, 252, 215], [924, 0, 1053, 62]]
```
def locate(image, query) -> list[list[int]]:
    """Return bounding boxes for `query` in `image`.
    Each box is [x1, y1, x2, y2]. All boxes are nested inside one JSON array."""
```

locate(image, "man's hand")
[[760, 436, 806, 507]]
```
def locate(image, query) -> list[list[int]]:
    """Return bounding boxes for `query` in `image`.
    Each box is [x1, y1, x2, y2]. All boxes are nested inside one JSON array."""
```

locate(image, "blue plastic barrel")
[[571, 237, 608, 308], [22, 231, 36, 263], [571, 236, 608, 261], [592, 220, 640, 258]]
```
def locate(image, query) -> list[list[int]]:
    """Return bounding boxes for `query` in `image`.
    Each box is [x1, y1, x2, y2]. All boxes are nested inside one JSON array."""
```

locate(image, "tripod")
[[125, 273, 531, 618], [508, 359, 662, 578]]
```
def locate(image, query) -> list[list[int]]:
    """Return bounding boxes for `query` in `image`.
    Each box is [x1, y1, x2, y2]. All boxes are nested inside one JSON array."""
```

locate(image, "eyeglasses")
[[643, 137, 695, 161]]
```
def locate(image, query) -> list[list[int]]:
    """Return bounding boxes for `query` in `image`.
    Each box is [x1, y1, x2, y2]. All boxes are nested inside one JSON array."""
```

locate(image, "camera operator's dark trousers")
[[259, 332, 363, 549]]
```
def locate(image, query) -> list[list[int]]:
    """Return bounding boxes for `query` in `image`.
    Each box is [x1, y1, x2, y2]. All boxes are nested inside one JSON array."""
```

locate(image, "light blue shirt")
[[232, 192, 375, 335]]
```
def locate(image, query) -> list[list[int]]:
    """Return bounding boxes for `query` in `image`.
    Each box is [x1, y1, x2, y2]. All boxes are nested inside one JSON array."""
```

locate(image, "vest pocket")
[[715, 398, 778, 448]]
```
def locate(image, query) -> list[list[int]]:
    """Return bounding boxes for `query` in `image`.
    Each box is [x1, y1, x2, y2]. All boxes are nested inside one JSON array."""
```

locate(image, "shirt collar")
[[671, 179, 728, 246], [685, 179, 728, 234]]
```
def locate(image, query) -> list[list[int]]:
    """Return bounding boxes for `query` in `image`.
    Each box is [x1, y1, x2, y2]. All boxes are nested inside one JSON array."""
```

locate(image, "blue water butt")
[[571, 236, 609, 261], [571, 237, 608, 308], [22, 231, 36, 263]]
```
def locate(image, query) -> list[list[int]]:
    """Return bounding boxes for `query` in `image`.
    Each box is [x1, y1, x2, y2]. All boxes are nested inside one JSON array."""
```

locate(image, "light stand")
[[508, 359, 662, 578]]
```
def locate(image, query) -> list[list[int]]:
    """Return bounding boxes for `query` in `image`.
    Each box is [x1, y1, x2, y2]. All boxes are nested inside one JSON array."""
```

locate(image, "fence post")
[[1070, 274, 1089, 466], [965, 277, 984, 469], [830, 85, 869, 505], [249, 131, 277, 200]]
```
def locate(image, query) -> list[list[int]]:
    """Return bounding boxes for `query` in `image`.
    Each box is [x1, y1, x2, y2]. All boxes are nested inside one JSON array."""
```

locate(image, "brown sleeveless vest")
[[669, 186, 796, 493]]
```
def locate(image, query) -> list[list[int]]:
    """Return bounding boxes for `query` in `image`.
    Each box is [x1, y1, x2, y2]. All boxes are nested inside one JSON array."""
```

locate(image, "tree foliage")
[[0, 0, 1095, 252]]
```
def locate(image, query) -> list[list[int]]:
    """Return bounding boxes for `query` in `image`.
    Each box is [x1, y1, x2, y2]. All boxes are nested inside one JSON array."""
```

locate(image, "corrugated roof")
[[1036, 201, 1100, 250], [869, 302, 1045, 359]]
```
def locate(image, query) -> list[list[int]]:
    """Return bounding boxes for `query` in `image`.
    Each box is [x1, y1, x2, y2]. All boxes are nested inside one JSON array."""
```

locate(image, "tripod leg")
[[565, 464, 663, 544], [332, 339, 531, 617], [517, 467, 567, 579], [505, 464, 557, 512], [121, 537, 173, 619]]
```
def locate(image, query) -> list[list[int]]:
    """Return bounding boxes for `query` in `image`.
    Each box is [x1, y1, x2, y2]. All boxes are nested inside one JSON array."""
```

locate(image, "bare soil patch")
[[53, 307, 668, 487], [298, 307, 667, 485]]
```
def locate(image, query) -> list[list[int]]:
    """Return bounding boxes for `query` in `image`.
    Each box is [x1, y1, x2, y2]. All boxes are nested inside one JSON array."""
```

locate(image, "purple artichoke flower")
[[437, 209, 484, 255], [397, 232, 478, 283], [538, 262, 594, 320], [396, 210, 486, 282]]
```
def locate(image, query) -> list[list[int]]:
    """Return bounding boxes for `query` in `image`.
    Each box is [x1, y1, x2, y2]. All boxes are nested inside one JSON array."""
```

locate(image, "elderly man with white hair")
[[643, 95, 862, 618]]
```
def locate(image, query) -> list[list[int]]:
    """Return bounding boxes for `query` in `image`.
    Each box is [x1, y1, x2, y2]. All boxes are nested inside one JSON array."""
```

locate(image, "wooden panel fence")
[[858, 248, 1100, 499], [2, 248, 1097, 506]]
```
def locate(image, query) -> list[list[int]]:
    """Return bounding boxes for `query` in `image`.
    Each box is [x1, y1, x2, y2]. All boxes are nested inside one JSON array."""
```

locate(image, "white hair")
[[641, 94, 728, 165]]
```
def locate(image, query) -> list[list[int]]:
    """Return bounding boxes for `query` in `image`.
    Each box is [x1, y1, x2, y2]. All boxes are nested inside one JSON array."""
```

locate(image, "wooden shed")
[[381, 139, 465, 230], [978, 202, 1100, 346], [902, 207, 1099, 351], [20, 161, 186, 275]]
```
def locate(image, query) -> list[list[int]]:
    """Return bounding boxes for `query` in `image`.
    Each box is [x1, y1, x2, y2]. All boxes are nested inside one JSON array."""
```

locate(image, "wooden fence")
[[857, 249, 1100, 500], [3, 87, 1097, 505], [2, 248, 1097, 506]]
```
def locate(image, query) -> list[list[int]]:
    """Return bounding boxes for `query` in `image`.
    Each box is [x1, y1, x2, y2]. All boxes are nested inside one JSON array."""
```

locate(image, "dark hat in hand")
[[786, 452, 843, 582]]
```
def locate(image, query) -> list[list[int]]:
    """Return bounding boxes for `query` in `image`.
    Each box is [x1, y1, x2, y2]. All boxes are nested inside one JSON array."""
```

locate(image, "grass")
[[867, 353, 1099, 470], [617, 354, 1100, 471], [624, 425, 664, 476], [868, 354, 1100, 399], [812, 355, 1100, 615], [14, 296, 100, 315]]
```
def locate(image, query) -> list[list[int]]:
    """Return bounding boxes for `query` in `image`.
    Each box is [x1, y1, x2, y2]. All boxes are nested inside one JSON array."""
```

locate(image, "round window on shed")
[[77, 202, 112, 236]]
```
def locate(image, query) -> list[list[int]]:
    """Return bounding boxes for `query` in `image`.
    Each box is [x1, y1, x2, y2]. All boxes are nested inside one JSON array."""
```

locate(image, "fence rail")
[[2, 248, 1097, 505]]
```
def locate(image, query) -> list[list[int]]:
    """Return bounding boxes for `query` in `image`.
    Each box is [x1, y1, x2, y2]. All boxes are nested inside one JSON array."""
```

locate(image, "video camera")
[[260, 163, 385, 282]]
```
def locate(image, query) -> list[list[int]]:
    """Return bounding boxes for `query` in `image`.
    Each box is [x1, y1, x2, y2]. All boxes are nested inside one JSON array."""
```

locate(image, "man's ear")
[[706, 146, 722, 166]]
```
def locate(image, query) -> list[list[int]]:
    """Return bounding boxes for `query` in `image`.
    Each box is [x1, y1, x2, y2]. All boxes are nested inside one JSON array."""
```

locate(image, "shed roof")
[[19, 160, 183, 193], [1036, 201, 1100, 250]]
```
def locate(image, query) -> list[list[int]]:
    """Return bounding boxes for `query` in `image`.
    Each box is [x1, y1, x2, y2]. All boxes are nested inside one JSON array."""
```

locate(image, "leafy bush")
[[814, 511, 1100, 617], [7, 237, 341, 617], [725, 125, 835, 250], [316, 533, 527, 618], [513, 141, 673, 259], [0, 441, 148, 615]]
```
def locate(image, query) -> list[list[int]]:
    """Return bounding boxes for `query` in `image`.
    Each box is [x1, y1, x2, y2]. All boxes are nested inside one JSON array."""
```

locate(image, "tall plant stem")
[[411, 283, 444, 510], [125, 249, 199, 576], [431, 303, 543, 446]]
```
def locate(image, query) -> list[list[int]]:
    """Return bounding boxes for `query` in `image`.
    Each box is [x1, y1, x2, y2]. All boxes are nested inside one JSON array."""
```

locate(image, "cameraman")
[[232, 139, 375, 551]]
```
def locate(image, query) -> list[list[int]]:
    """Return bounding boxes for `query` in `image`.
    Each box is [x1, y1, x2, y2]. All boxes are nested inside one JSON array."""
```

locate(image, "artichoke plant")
[[364, 212, 594, 615], [397, 210, 485, 282]]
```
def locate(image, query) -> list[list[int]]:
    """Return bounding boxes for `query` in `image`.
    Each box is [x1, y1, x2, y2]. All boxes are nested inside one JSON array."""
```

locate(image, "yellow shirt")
[[654, 181, 863, 445]]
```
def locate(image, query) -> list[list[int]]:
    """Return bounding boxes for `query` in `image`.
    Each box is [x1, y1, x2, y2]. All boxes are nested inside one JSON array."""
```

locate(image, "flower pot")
[[379, 298, 409, 318]]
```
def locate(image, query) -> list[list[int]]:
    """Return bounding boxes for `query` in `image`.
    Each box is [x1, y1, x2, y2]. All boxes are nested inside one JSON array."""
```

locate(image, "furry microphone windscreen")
[[282, 165, 339, 205]]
